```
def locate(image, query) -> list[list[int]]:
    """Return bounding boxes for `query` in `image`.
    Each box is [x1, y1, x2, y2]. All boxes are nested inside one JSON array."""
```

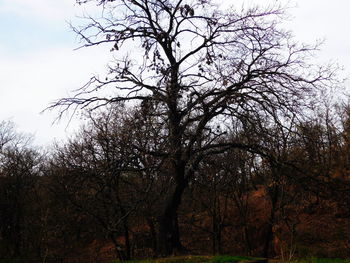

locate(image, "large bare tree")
[[51, 0, 336, 255]]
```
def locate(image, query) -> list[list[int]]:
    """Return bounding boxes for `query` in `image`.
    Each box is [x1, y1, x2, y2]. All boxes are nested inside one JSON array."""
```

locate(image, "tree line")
[[1, 0, 350, 262], [1, 103, 349, 262]]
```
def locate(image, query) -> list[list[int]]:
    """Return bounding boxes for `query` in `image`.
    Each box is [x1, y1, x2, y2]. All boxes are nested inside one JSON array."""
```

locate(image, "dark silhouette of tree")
[[0, 123, 43, 261], [49, 105, 160, 260], [0, 121, 16, 150], [186, 146, 258, 255], [49, 0, 336, 255]]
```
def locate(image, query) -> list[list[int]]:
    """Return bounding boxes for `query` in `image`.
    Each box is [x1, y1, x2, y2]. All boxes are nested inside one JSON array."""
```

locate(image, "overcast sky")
[[0, 0, 349, 147]]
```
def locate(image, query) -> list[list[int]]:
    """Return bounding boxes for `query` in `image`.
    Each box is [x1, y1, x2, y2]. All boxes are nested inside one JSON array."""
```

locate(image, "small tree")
[[51, 0, 336, 255]]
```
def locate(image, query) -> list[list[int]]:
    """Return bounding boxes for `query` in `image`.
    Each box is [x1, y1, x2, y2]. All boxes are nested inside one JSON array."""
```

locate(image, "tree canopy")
[[49, 0, 339, 257]]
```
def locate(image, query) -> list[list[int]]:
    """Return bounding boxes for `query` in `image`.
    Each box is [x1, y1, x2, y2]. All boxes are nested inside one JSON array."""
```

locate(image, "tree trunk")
[[158, 98, 188, 256], [243, 224, 252, 256], [263, 220, 274, 259], [146, 217, 158, 256], [110, 233, 127, 262], [123, 222, 131, 260], [263, 186, 279, 259], [212, 213, 222, 255], [157, 178, 187, 256]]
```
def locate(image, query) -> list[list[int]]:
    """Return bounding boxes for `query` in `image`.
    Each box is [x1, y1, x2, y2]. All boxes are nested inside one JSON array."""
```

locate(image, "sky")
[[0, 0, 350, 147]]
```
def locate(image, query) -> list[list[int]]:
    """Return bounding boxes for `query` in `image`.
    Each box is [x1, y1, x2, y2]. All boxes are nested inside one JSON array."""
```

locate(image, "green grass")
[[113, 256, 210, 263], [211, 255, 261, 263], [295, 258, 350, 263]]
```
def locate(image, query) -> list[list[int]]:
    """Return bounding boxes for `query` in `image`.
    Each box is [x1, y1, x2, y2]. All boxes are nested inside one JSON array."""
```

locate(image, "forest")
[[1, 0, 350, 262]]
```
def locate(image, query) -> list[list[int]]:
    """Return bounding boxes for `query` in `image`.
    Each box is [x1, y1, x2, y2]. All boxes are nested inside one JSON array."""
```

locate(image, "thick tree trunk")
[[157, 178, 187, 256], [110, 233, 127, 262], [243, 224, 252, 256], [123, 222, 131, 260], [212, 213, 222, 255], [158, 90, 188, 256], [146, 217, 158, 256], [263, 186, 279, 259], [263, 220, 274, 259]]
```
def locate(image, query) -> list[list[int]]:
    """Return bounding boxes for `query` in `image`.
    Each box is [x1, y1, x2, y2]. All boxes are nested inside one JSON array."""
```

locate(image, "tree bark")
[[123, 222, 131, 260], [146, 217, 158, 256], [212, 213, 222, 255], [157, 178, 187, 256], [263, 185, 279, 259], [110, 233, 127, 262], [243, 224, 252, 256]]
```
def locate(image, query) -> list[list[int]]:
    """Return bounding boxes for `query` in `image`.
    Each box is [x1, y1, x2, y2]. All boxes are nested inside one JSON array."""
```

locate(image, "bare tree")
[[0, 121, 16, 151], [0, 123, 43, 261], [49, 105, 159, 260], [50, 0, 336, 255]]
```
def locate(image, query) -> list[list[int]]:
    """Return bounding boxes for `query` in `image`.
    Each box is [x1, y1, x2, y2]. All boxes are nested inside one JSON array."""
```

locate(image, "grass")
[[113, 256, 210, 263], [295, 258, 350, 263], [211, 255, 262, 263]]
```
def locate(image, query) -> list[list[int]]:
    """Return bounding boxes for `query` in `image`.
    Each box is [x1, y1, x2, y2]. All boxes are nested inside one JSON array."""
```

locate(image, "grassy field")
[[294, 258, 350, 263]]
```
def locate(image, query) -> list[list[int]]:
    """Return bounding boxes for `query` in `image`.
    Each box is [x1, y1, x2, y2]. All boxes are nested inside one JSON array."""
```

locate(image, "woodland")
[[0, 0, 350, 262]]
